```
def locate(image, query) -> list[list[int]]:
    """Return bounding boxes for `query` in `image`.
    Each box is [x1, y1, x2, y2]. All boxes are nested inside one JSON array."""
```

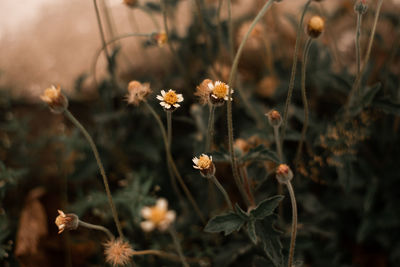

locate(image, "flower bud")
[[275, 164, 293, 184], [266, 110, 282, 128], [55, 210, 79, 234], [40, 85, 68, 114], [354, 1, 368, 14], [307, 16, 325, 38], [193, 154, 215, 177]]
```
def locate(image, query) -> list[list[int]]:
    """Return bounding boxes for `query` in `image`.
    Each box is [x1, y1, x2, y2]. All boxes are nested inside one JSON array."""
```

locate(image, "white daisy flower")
[[156, 89, 184, 111], [140, 198, 176, 232], [193, 154, 215, 177]]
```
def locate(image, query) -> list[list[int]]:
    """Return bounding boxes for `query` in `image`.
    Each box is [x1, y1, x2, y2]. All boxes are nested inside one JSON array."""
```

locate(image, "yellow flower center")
[[212, 83, 228, 99], [308, 16, 324, 32], [164, 91, 178, 105], [149, 207, 167, 224], [197, 156, 211, 169], [43, 87, 60, 102]]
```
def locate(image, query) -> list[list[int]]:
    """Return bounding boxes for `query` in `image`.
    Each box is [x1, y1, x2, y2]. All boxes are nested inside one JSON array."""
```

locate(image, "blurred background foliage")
[[1, 0, 400, 266]]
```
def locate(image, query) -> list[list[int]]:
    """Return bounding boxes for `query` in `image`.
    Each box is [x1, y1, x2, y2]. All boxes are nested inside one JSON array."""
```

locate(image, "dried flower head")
[[140, 198, 176, 232], [54, 210, 79, 234], [123, 0, 138, 7], [307, 16, 325, 38], [354, 1, 368, 14], [195, 79, 213, 105], [276, 164, 294, 184], [151, 32, 168, 47], [103, 238, 134, 267], [156, 89, 184, 111], [40, 85, 68, 114], [193, 154, 215, 177], [208, 81, 233, 106], [126, 81, 152, 106], [266, 110, 282, 127]]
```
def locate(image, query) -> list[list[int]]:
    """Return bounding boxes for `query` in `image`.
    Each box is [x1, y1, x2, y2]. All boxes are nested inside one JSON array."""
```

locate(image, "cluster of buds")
[[266, 109, 282, 128], [54, 210, 79, 234], [192, 154, 215, 177], [140, 198, 176, 232], [40, 85, 68, 114], [275, 164, 294, 184], [307, 16, 325, 38]]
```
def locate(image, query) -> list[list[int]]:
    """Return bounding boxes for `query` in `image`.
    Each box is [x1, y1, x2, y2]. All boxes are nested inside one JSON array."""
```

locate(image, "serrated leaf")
[[248, 220, 257, 244], [251, 195, 284, 220], [240, 145, 280, 163], [204, 212, 246, 236]]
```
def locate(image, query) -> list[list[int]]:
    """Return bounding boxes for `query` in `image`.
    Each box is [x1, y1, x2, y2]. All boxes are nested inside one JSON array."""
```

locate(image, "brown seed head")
[[104, 239, 134, 267], [126, 81, 152, 106], [276, 164, 294, 184], [307, 16, 325, 38], [54, 210, 79, 234], [195, 79, 213, 105], [41, 85, 68, 114], [266, 110, 282, 127]]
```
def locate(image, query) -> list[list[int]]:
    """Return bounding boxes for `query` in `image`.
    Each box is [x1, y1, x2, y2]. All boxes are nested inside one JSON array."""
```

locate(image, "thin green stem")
[[210, 175, 234, 210], [227, 0, 234, 61], [167, 111, 172, 146], [205, 104, 216, 152], [144, 101, 206, 224], [355, 12, 363, 76], [93, 0, 111, 64], [286, 181, 298, 267], [216, 0, 224, 55], [281, 0, 312, 146], [227, 0, 275, 207], [295, 37, 313, 166], [78, 220, 115, 240], [64, 110, 124, 238], [346, 0, 384, 113], [168, 227, 189, 267], [274, 126, 283, 163]]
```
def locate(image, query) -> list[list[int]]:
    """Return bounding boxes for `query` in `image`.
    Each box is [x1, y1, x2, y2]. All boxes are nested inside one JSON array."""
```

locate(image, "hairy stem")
[[227, 0, 234, 61], [167, 111, 172, 146], [210, 175, 234, 210], [205, 104, 216, 152], [93, 0, 111, 63], [227, 0, 275, 206], [168, 227, 189, 267], [295, 37, 313, 166], [144, 101, 205, 224], [286, 181, 298, 267], [274, 126, 283, 163], [64, 110, 124, 238], [78, 220, 115, 240], [281, 0, 312, 146], [355, 12, 363, 76]]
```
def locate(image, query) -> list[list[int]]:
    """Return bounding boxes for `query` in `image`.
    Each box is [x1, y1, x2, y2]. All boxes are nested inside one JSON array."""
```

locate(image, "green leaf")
[[240, 145, 280, 163], [251, 195, 284, 220], [204, 212, 246, 236], [256, 217, 284, 267], [235, 203, 250, 220], [248, 220, 257, 244]]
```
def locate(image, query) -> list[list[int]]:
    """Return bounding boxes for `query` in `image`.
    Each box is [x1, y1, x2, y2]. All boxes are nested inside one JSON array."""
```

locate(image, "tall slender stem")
[[227, 0, 234, 61], [286, 181, 298, 267], [64, 110, 124, 238], [227, 0, 275, 207], [78, 220, 115, 240], [132, 249, 203, 263], [205, 104, 216, 152], [144, 101, 205, 224], [210, 175, 234, 210], [355, 12, 363, 76], [295, 37, 313, 166], [216, 0, 225, 55], [281, 0, 312, 146], [167, 111, 172, 146], [93, 0, 111, 64], [274, 126, 283, 163], [347, 0, 384, 113], [168, 227, 189, 267]]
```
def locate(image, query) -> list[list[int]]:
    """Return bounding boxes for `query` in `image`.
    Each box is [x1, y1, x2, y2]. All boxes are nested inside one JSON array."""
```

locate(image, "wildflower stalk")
[[64, 110, 124, 239], [216, 0, 224, 54], [93, 0, 111, 63], [144, 101, 206, 224], [274, 126, 283, 163], [295, 37, 313, 166], [209, 174, 234, 210], [227, 0, 275, 206], [281, 0, 312, 145], [78, 220, 115, 240], [167, 111, 172, 146], [227, 0, 234, 61], [347, 0, 384, 112], [168, 227, 189, 267], [239, 166, 256, 207], [205, 104, 216, 152], [132, 249, 204, 263], [286, 181, 298, 267], [355, 12, 363, 76]]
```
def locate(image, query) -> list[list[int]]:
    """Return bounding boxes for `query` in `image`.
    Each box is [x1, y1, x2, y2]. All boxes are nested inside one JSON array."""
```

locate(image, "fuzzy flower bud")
[[40, 85, 68, 114], [275, 164, 294, 184], [55, 210, 79, 234], [307, 16, 325, 38], [103, 239, 134, 267], [266, 110, 282, 128], [126, 80, 152, 106], [192, 154, 215, 177]]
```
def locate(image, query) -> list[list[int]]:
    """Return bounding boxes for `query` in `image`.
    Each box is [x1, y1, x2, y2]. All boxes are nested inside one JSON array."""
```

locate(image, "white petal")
[[165, 210, 176, 223], [210, 155, 212, 161], [140, 221, 155, 232], [208, 82, 214, 90], [157, 221, 171, 231], [173, 103, 180, 108], [165, 103, 171, 109], [192, 157, 199, 164], [211, 94, 218, 99], [59, 224, 65, 230], [177, 95, 184, 102], [224, 96, 229, 101], [160, 102, 166, 106], [193, 165, 200, 169], [156, 95, 164, 101], [141, 207, 152, 219], [215, 81, 221, 86], [156, 198, 168, 211], [161, 90, 166, 96]]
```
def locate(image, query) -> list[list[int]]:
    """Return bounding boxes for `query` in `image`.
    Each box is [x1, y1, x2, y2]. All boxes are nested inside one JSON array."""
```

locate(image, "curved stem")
[[205, 104, 216, 152], [286, 181, 298, 267], [295, 37, 313, 166], [210, 175, 234, 210], [281, 0, 312, 146], [168, 227, 189, 267], [78, 220, 115, 240], [355, 13, 363, 76], [144, 101, 205, 224], [132, 249, 203, 263], [64, 110, 124, 239], [227, 0, 275, 207], [346, 0, 384, 114]]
